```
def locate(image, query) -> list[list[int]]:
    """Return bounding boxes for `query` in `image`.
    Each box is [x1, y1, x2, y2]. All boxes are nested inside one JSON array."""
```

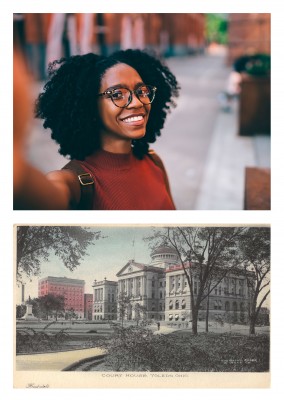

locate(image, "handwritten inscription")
[[27, 383, 50, 389]]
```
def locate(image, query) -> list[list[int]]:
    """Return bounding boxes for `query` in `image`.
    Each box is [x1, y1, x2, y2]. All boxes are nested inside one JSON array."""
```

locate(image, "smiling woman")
[[15, 49, 180, 210]]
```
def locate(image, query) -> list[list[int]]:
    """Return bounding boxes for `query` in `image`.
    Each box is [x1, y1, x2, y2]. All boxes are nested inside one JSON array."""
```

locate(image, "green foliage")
[[101, 325, 190, 371], [244, 54, 271, 76], [38, 294, 65, 320], [16, 324, 71, 354], [16, 304, 26, 319], [168, 331, 269, 372], [16, 226, 102, 282], [206, 14, 228, 45]]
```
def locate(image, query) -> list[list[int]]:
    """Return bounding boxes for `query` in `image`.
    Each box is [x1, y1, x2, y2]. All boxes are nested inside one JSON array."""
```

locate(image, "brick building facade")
[[227, 13, 271, 65], [38, 276, 85, 319]]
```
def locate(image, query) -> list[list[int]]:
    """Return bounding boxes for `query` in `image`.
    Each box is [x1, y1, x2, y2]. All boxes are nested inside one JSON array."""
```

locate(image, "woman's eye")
[[138, 88, 150, 97], [112, 91, 124, 99]]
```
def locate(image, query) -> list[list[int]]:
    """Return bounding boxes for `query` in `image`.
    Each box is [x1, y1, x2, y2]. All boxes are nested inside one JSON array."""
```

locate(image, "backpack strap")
[[62, 160, 94, 210], [147, 149, 175, 207]]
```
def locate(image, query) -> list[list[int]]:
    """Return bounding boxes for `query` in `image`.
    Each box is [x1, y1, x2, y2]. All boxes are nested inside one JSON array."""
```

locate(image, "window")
[[225, 302, 230, 312], [214, 301, 218, 310], [182, 299, 186, 309], [175, 314, 179, 321], [169, 300, 173, 310], [169, 314, 173, 321], [175, 300, 179, 309], [160, 291, 163, 299]]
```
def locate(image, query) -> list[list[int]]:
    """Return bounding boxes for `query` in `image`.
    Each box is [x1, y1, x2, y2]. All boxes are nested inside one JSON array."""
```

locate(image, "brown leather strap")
[[147, 149, 175, 207], [62, 160, 94, 210]]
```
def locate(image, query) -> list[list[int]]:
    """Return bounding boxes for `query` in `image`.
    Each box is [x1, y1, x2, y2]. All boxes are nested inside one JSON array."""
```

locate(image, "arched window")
[[175, 314, 179, 321], [225, 301, 230, 312], [169, 300, 173, 310], [175, 300, 179, 309], [169, 314, 173, 321], [182, 299, 186, 309]]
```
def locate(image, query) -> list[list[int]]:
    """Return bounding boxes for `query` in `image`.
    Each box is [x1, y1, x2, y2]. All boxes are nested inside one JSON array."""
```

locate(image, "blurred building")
[[38, 276, 85, 319], [227, 13, 271, 65], [14, 13, 206, 81]]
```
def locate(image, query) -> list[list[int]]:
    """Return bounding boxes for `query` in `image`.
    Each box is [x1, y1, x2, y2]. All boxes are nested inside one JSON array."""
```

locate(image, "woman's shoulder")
[[147, 149, 165, 170]]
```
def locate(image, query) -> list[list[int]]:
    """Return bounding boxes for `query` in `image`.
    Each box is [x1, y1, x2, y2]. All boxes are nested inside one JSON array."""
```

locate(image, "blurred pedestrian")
[[31, 49, 179, 210]]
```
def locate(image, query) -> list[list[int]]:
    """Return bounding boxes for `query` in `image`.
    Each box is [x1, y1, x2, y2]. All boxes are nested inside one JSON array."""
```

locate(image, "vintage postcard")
[[14, 224, 270, 388]]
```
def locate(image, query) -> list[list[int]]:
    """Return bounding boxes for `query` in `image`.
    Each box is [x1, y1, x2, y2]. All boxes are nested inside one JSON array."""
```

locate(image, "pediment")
[[116, 260, 147, 277]]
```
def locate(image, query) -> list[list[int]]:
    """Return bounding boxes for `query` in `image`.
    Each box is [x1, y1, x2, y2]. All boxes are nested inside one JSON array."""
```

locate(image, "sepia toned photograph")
[[13, 13, 270, 211], [14, 225, 270, 388]]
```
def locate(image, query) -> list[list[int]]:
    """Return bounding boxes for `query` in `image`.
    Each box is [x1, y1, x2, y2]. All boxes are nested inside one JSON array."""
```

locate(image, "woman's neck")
[[100, 136, 132, 154]]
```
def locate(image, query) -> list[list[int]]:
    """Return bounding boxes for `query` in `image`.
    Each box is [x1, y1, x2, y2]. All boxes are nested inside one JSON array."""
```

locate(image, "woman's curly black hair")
[[35, 49, 180, 160]]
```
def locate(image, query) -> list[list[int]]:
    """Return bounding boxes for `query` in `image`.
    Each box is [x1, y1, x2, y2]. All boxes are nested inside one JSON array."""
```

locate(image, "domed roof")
[[151, 245, 178, 256]]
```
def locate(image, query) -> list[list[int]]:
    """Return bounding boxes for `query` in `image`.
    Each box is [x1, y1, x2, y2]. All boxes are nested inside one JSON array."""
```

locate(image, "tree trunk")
[[191, 308, 198, 335], [205, 295, 210, 333], [249, 316, 256, 334]]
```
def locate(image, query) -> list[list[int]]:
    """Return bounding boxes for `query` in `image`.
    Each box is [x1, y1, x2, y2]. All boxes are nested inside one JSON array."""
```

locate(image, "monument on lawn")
[[22, 295, 37, 320]]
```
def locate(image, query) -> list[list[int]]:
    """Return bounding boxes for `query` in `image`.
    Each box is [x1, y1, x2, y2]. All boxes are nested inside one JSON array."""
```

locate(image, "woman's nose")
[[127, 91, 143, 108]]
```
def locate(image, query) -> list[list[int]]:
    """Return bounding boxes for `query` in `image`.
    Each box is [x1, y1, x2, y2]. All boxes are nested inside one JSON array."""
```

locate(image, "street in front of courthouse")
[[26, 49, 270, 210]]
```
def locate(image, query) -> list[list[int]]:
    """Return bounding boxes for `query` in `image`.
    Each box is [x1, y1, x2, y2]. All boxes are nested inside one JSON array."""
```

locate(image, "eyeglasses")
[[98, 84, 157, 108]]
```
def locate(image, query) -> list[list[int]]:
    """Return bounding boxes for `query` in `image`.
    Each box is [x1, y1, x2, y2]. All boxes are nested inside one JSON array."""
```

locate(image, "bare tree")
[[147, 227, 246, 334], [239, 227, 270, 334]]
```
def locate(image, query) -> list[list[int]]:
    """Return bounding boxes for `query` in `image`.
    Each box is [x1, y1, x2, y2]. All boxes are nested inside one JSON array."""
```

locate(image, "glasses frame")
[[98, 84, 157, 108]]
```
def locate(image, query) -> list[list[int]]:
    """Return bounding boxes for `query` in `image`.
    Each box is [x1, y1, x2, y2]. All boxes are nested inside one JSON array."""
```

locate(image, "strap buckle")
[[78, 173, 94, 186]]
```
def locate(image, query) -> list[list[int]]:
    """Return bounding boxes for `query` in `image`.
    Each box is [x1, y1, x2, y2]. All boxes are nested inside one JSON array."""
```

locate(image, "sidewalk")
[[16, 347, 104, 371], [194, 101, 270, 209]]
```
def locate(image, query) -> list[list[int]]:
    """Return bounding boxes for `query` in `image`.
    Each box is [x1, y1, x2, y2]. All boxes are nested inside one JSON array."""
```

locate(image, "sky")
[[16, 226, 159, 303]]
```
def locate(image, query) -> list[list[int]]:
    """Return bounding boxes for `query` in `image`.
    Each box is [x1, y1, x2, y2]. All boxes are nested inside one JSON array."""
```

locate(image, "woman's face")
[[98, 63, 151, 146]]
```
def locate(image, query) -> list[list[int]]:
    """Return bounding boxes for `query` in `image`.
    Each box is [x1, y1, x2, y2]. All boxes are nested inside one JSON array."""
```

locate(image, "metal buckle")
[[78, 173, 94, 186]]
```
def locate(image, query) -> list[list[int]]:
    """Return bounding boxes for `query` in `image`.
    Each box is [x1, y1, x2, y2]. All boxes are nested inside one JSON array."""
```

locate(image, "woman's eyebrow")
[[105, 81, 145, 91]]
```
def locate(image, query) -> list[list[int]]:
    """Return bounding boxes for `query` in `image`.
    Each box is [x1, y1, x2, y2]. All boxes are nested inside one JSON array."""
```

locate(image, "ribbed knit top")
[[78, 149, 175, 210]]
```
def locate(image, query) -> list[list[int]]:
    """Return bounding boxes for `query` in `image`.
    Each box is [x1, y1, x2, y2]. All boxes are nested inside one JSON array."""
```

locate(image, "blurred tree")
[[206, 14, 228, 45]]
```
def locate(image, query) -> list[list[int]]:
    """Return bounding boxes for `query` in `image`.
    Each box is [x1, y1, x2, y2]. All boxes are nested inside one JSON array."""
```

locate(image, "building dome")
[[150, 245, 179, 267]]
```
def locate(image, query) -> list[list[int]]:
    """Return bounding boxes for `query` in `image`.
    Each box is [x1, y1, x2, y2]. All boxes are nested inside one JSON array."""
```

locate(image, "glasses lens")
[[111, 88, 131, 107], [137, 85, 156, 104]]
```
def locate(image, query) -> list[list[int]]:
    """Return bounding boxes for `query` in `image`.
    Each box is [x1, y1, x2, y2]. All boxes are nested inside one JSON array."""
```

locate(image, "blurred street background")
[[14, 13, 271, 210]]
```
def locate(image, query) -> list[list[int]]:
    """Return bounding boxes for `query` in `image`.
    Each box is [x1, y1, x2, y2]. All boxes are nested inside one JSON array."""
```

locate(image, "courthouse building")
[[93, 245, 251, 323]]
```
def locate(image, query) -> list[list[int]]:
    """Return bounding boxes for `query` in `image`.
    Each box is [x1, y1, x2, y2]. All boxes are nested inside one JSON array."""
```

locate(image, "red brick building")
[[38, 276, 85, 319], [227, 13, 271, 65]]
